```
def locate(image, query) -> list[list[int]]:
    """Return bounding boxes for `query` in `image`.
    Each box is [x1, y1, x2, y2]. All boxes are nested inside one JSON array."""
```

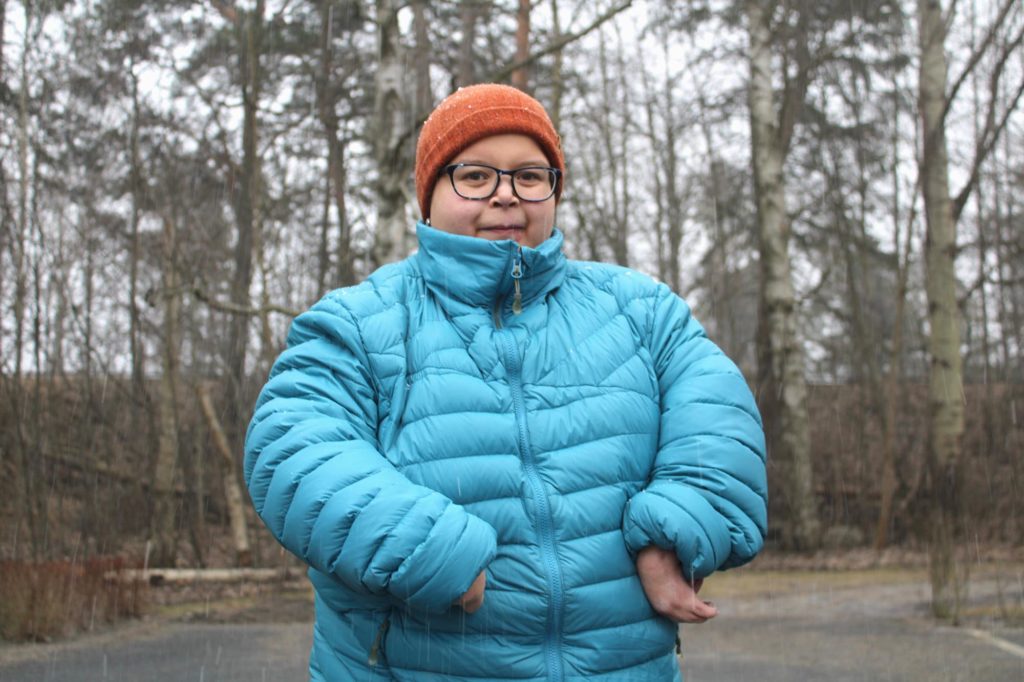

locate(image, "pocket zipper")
[[368, 616, 390, 666]]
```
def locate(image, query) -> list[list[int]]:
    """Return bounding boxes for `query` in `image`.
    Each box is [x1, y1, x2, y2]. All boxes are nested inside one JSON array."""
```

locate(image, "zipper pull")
[[511, 249, 523, 315], [368, 617, 390, 666]]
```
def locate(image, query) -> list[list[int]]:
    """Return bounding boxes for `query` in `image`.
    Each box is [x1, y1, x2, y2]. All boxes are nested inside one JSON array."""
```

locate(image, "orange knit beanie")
[[415, 84, 565, 219]]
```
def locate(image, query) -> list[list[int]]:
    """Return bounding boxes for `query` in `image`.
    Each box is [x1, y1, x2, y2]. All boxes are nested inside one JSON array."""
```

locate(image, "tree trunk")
[[746, 0, 819, 550], [198, 382, 252, 567], [917, 0, 967, 620], [661, 48, 682, 295], [511, 0, 530, 91], [456, 1, 480, 88], [316, 0, 355, 289], [548, 0, 564, 131], [0, 0, 6, 85], [12, 0, 38, 560], [372, 0, 412, 264], [412, 0, 432, 120], [597, 28, 629, 267], [128, 63, 146, 392], [151, 214, 183, 568], [224, 2, 264, 448], [875, 68, 910, 550]]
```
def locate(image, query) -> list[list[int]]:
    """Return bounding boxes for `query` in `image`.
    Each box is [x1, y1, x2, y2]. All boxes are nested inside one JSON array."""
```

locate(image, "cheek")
[[429, 188, 479, 235], [526, 204, 556, 244]]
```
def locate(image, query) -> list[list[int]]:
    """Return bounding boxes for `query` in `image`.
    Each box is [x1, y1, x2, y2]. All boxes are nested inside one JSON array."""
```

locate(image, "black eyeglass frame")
[[440, 163, 562, 202]]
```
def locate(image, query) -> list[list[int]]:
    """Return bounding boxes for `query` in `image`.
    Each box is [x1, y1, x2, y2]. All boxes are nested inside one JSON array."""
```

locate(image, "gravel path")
[[0, 572, 1021, 681]]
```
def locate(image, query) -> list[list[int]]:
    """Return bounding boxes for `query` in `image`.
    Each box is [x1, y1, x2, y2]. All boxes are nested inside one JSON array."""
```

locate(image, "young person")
[[245, 83, 767, 681]]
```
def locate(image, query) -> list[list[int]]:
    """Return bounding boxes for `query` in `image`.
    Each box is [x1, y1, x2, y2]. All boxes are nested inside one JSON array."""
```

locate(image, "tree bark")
[[0, 0, 6, 85], [150, 214, 183, 568], [917, 0, 967, 620], [661, 46, 682, 295], [11, 0, 38, 560], [198, 382, 252, 567], [316, 0, 355, 289], [412, 0, 432, 120], [224, 1, 264, 448], [548, 0, 564, 131], [372, 0, 412, 264], [746, 0, 819, 550], [875, 64, 911, 550], [456, 1, 480, 88], [511, 0, 531, 91], [128, 63, 146, 392]]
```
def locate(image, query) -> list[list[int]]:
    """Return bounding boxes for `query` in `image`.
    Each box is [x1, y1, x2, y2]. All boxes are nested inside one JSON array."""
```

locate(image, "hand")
[[454, 571, 486, 613], [636, 546, 717, 623]]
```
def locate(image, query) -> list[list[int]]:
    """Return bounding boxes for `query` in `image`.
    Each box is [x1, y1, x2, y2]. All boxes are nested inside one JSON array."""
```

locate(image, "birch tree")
[[916, 0, 1024, 619], [745, 0, 819, 549], [372, 0, 414, 265]]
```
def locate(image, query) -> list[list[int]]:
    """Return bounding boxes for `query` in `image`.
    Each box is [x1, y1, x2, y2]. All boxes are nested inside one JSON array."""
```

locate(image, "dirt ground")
[[1, 549, 1022, 680]]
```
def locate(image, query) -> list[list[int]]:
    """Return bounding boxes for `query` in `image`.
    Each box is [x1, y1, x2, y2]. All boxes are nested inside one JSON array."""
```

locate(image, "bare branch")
[[952, 24, 1024, 221], [487, 1, 633, 83], [950, 69, 1024, 219], [190, 286, 301, 318], [941, 0, 1017, 128]]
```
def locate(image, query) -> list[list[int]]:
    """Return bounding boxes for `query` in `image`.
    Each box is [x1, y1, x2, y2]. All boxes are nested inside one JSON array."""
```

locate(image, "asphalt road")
[[1, 576, 1022, 681]]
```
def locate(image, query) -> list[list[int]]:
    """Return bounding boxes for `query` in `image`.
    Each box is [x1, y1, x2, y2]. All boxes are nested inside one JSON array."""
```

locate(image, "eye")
[[515, 169, 546, 185], [454, 166, 494, 185]]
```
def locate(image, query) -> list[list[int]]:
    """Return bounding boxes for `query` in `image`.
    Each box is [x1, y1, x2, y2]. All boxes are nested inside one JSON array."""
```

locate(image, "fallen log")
[[106, 567, 303, 586]]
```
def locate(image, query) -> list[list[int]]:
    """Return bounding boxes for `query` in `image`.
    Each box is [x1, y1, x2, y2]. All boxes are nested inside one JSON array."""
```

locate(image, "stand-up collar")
[[414, 221, 567, 312]]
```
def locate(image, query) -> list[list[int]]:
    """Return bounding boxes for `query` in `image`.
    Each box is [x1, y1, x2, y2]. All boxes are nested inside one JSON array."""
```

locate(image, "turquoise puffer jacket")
[[245, 223, 767, 681]]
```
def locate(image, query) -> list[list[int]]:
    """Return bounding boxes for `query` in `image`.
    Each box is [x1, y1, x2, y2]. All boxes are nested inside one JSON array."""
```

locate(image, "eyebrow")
[[454, 159, 551, 167]]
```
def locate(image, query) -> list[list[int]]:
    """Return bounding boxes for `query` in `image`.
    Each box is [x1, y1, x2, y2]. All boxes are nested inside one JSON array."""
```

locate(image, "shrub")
[[0, 556, 147, 642]]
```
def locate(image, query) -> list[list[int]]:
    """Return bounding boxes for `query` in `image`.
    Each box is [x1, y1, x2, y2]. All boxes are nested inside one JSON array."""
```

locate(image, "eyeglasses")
[[440, 163, 561, 202]]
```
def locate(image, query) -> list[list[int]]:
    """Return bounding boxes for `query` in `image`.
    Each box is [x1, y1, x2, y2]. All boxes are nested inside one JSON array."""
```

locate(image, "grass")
[[701, 566, 928, 600]]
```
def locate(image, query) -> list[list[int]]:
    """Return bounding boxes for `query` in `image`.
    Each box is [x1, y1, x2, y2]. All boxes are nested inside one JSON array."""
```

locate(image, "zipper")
[[492, 248, 524, 328], [367, 616, 390, 666], [497, 330, 565, 682], [492, 245, 562, 680], [510, 251, 523, 315]]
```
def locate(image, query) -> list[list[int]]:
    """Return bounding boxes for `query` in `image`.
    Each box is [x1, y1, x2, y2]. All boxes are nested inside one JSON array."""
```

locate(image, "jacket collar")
[[414, 221, 567, 313]]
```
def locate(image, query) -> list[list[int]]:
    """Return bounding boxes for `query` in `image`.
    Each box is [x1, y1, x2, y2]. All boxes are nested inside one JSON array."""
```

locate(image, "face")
[[428, 134, 556, 248]]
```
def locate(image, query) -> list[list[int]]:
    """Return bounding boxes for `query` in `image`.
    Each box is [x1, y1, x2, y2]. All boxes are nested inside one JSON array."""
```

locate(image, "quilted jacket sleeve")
[[244, 293, 497, 613], [622, 284, 767, 580]]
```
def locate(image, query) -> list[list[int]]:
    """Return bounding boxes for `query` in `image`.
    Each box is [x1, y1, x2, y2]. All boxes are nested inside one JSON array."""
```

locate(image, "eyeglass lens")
[[450, 165, 557, 202]]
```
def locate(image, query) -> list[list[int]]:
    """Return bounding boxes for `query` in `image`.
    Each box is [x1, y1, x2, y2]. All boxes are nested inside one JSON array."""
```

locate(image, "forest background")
[[1, 0, 1022, 638]]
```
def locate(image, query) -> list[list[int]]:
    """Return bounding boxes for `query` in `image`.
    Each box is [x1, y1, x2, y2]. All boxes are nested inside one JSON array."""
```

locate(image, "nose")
[[489, 174, 518, 206]]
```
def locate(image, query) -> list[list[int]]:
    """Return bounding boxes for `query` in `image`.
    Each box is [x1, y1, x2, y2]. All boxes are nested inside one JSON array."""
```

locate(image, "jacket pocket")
[[368, 611, 391, 666]]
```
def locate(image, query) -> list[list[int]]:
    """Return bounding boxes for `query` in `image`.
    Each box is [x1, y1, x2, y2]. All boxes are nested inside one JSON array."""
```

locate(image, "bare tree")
[[916, 0, 1024, 619], [745, 0, 819, 549], [150, 213, 183, 567], [456, 1, 483, 88], [372, 0, 414, 265], [511, 0, 531, 91]]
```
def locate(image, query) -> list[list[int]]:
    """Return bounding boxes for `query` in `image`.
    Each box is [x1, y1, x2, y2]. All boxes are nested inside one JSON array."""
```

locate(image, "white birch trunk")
[[917, 0, 967, 620], [746, 0, 819, 549], [372, 0, 412, 265]]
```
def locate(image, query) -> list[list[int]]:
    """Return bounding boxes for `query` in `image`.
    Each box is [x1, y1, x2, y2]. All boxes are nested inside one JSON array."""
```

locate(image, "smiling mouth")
[[479, 225, 524, 232]]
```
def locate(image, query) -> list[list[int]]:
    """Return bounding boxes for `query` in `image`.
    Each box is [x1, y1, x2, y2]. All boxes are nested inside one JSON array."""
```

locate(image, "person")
[[244, 83, 767, 681]]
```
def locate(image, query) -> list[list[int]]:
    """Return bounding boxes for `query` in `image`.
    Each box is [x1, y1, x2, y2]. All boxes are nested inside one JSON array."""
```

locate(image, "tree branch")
[[952, 25, 1024, 221], [940, 0, 1017, 130], [950, 69, 1024, 219], [190, 286, 301, 318], [487, 1, 634, 83]]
